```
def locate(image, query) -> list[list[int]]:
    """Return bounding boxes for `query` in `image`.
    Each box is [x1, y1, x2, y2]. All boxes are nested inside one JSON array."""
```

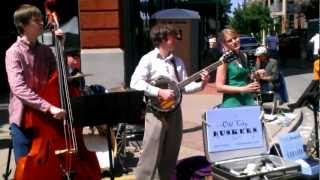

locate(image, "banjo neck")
[[148, 51, 237, 113], [177, 57, 225, 89]]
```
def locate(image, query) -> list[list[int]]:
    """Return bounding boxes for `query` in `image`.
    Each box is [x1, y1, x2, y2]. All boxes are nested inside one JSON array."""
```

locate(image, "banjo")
[[147, 51, 238, 113]]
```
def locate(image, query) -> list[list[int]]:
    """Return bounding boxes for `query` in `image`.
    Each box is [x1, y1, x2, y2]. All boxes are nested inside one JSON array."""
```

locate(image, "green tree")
[[218, 0, 233, 28], [229, 2, 272, 41], [175, 0, 232, 31]]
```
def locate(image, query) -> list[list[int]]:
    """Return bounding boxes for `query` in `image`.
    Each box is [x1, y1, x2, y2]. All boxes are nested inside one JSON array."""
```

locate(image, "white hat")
[[255, 46, 267, 56]]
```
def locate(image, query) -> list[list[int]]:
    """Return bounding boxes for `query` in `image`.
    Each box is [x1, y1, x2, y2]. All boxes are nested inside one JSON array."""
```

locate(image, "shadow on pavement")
[[183, 125, 202, 134], [0, 138, 11, 150], [0, 110, 8, 127], [0, 94, 9, 128], [281, 59, 313, 77], [102, 152, 139, 178]]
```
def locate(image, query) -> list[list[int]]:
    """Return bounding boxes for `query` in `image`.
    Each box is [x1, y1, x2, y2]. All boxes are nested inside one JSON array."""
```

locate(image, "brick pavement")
[[0, 75, 315, 180], [179, 84, 222, 160]]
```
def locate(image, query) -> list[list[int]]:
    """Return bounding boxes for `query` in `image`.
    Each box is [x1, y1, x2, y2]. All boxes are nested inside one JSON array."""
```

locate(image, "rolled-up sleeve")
[[130, 56, 160, 97], [178, 58, 203, 93]]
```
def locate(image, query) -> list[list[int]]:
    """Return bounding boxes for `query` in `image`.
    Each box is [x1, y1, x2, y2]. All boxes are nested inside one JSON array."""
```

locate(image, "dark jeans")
[[10, 123, 31, 162]]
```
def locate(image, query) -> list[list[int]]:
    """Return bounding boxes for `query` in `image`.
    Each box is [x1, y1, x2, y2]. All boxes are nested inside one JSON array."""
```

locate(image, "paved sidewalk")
[[0, 67, 316, 179], [0, 83, 222, 180]]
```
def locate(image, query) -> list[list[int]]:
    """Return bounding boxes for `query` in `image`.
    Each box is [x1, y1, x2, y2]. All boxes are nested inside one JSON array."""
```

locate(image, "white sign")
[[206, 106, 263, 152], [278, 132, 307, 161]]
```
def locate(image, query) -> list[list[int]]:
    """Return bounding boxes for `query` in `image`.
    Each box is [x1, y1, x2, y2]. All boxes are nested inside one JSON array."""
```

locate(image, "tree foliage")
[[229, 2, 272, 36], [219, 0, 233, 27]]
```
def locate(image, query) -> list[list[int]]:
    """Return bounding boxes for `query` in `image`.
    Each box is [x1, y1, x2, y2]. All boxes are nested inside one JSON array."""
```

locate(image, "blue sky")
[[231, 0, 244, 13]]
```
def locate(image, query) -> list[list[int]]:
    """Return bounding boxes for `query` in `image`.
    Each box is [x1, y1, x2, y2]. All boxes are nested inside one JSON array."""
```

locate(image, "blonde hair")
[[219, 27, 239, 44]]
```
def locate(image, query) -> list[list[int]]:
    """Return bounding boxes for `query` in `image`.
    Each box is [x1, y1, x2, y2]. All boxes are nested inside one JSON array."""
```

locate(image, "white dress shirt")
[[130, 48, 203, 97]]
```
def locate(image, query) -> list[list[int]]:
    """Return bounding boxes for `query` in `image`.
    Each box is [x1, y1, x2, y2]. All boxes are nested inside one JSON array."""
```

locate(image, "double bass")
[[14, 11, 101, 180]]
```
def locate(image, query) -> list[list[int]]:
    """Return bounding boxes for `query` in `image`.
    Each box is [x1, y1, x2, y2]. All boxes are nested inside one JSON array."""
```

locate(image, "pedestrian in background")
[[266, 31, 279, 59], [255, 46, 279, 93], [309, 32, 320, 61], [216, 27, 264, 107], [313, 48, 320, 80], [130, 23, 209, 180], [64, 33, 85, 91], [203, 34, 222, 81], [254, 46, 288, 103]]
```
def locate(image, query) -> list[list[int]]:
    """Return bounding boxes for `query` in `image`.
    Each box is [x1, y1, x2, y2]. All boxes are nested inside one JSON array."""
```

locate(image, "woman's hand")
[[242, 81, 260, 93]]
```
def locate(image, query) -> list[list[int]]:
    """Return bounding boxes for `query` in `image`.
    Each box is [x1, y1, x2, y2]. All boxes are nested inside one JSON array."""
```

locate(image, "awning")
[[176, 0, 219, 5], [151, 8, 200, 19]]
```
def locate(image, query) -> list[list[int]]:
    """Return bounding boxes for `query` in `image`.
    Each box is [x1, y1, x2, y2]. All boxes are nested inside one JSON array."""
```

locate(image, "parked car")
[[239, 35, 259, 61]]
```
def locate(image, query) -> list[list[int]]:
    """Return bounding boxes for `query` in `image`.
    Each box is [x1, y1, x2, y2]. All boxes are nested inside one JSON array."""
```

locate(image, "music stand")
[[71, 90, 145, 180], [288, 80, 319, 158]]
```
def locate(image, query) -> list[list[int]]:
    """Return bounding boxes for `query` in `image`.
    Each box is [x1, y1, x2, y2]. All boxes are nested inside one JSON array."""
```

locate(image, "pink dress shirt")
[[5, 36, 56, 126]]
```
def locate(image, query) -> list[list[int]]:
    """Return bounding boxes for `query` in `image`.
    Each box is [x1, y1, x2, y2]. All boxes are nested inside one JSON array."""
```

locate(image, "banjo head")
[[148, 76, 182, 113]]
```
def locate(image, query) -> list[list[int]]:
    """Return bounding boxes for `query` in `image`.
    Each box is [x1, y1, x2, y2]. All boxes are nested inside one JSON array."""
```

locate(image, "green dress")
[[222, 55, 256, 108]]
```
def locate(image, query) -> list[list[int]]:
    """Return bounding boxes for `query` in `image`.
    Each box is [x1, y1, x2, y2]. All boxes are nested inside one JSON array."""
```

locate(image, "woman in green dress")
[[216, 27, 264, 107]]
